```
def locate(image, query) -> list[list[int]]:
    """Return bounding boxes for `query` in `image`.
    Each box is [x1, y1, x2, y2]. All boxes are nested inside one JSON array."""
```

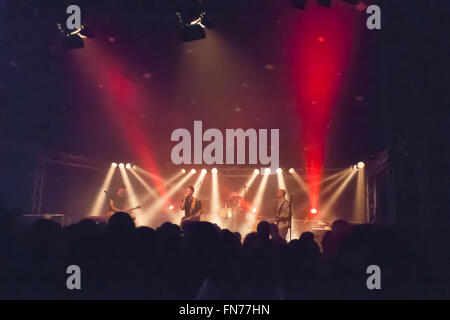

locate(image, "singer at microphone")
[[180, 186, 202, 224]]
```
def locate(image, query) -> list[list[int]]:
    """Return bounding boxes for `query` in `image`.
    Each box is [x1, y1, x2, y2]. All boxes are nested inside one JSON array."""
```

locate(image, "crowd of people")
[[0, 211, 437, 299]]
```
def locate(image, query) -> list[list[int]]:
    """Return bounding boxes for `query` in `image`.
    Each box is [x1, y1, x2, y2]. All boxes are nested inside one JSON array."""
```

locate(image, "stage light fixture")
[[181, 169, 186, 174], [252, 207, 257, 213], [125, 163, 132, 169], [212, 168, 218, 174], [276, 168, 282, 174], [289, 168, 295, 174], [174, 0, 212, 42], [357, 161, 365, 169], [119, 163, 124, 168], [56, 23, 93, 50], [254, 169, 260, 175], [201, 169, 207, 174], [169, 205, 174, 210], [290, 0, 309, 10], [191, 169, 196, 173], [264, 168, 271, 175], [310, 208, 318, 214], [112, 162, 118, 168], [190, 11, 213, 29]]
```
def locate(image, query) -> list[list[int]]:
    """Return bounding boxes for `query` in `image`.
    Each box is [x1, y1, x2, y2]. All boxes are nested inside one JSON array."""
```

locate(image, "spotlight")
[[290, 0, 309, 10], [201, 169, 207, 174], [181, 169, 186, 174], [254, 169, 260, 175], [119, 163, 124, 168], [252, 207, 257, 213], [212, 168, 218, 174], [56, 23, 93, 50], [357, 162, 365, 169], [169, 205, 174, 210], [125, 163, 131, 169], [112, 162, 117, 168], [191, 169, 196, 173], [288, 168, 295, 174], [133, 165, 137, 169], [190, 11, 213, 29], [276, 168, 282, 174], [310, 208, 318, 214], [175, 3, 211, 43], [264, 168, 271, 175]]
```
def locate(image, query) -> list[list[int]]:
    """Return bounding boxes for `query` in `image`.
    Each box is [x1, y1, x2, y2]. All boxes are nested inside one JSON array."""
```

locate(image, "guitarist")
[[274, 189, 291, 240], [108, 185, 129, 218], [180, 186, 202, 224]]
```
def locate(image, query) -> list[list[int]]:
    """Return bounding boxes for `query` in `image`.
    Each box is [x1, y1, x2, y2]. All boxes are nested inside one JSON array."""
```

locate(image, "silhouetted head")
[[256, 221, 271, 239], [299, 231, 315, 242], [107, 211, 135, 235], [331, 219, 350, 233]]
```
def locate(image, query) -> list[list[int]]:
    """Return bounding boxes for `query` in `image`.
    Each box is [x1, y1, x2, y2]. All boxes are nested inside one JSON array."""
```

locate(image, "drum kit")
[[220, 192, 247, 228]]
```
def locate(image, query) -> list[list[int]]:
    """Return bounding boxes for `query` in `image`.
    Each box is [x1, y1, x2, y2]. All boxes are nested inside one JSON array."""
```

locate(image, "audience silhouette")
[[0, 211, 433, 299]]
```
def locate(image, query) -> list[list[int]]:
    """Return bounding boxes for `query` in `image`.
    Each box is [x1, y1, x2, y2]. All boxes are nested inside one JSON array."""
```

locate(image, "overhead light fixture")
[[57, 23, 93, 50], [174, 0, 211, 42]]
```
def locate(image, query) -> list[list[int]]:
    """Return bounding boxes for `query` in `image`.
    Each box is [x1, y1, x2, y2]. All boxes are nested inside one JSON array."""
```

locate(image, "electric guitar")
[[180, 209, 203, 224], [108, 205, 141, 219]]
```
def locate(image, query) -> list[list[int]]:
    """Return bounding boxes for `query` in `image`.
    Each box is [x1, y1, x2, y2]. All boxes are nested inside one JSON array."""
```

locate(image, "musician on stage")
[[274, 189, 291, 240], [180, 186, 202, 223], [108, 185, 128, 217]]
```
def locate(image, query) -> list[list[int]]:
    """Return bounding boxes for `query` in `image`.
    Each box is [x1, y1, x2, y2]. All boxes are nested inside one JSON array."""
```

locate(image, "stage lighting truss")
[[112, 162, 134, 169]]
